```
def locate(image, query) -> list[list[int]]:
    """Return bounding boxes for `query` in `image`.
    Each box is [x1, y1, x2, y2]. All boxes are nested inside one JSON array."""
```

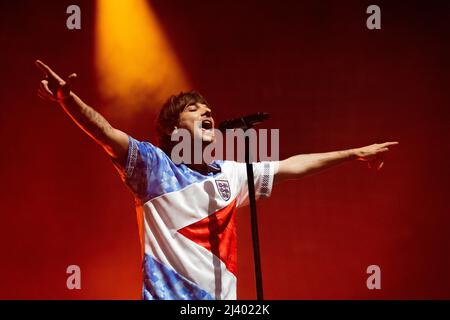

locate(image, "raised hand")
[[36, 59, 77, 102], [354, 142, 399, 170]]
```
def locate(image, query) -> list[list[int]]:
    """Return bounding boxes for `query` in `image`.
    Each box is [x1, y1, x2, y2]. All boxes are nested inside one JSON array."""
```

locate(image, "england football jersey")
[[114, 136, 277, 300]]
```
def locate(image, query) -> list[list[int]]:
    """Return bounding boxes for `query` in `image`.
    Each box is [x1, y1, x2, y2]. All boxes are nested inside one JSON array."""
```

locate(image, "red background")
[[0, 0, 449, 299]]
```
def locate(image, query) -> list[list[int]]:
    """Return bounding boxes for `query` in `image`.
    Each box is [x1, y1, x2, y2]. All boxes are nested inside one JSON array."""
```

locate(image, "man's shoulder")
[[130, 136, 166, 156]]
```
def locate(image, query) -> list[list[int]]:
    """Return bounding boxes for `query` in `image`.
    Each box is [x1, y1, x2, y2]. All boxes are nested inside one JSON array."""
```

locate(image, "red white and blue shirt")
[[114, 136, 277, 300]]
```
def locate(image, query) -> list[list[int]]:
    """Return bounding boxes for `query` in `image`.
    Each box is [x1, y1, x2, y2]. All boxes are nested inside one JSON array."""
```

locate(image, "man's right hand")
[[35, 59, 129, 166], [36, 60, 77, 102]]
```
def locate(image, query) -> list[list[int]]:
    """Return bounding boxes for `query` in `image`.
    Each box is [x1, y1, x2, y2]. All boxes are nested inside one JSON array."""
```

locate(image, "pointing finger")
[[381, 141, 399, 147], [35, 59, 63, 82], [35, 60, 51, 76]]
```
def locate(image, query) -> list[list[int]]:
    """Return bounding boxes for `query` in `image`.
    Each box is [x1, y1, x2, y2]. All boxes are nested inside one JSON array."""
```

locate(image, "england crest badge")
[[215, 180, 231, 201]]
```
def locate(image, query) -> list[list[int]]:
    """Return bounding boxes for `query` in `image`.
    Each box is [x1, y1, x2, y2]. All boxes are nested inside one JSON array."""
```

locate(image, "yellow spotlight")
[[96, 0, 189, 118]]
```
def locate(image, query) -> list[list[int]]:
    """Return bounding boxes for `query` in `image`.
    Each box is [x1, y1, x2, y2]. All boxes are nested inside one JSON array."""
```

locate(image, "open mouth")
[[201, 119, 213, 130], [200, 119, 214, 140]]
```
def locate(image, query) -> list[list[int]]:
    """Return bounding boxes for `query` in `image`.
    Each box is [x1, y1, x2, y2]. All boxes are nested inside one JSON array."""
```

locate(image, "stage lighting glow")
[[96, 0, 189, 118]]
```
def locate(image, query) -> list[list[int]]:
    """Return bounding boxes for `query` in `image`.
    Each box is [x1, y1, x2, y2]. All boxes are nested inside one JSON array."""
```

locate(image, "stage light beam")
[[96, 0, 189, 118]]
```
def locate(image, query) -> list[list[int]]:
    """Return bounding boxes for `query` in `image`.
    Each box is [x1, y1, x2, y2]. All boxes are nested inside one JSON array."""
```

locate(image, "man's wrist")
[[347, 148, 359, 160], [56, 91, 74, 104]]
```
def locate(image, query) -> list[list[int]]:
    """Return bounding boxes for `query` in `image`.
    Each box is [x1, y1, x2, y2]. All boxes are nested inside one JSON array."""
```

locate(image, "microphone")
[[218, 112, 270, 132]]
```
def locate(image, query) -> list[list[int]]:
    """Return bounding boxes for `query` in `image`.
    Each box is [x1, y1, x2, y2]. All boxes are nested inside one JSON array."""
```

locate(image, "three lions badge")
[[215, 180, 231, 201]]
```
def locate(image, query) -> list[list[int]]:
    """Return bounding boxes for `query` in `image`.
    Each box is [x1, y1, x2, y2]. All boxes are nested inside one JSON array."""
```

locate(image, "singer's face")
[[177, 102, 215, 144]]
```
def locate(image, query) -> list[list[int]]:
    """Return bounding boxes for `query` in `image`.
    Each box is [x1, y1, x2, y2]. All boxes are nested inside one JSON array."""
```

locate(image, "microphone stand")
[[220, 112, 269, 300], [243, 125, 264, 300]]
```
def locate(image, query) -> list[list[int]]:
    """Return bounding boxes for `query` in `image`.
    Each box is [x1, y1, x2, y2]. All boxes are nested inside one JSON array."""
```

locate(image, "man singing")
[[36, 60, 398, 300]]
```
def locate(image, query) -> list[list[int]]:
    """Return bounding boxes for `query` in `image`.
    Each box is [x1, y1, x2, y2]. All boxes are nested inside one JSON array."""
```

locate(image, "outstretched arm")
[[274, 142, 399, 184], [36, 60, 129, 167]]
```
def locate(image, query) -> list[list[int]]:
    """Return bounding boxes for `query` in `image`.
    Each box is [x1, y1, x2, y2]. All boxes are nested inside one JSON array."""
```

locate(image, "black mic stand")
[[220, 112, 270, 300], [243, 124, 264, 301]]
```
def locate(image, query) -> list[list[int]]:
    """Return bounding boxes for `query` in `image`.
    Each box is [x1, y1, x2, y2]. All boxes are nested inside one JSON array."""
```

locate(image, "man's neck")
[[186, 162, 210, 175]]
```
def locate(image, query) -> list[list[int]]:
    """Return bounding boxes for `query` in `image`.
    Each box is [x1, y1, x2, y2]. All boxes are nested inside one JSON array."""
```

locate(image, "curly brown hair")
[[156, 91, 209, 155]]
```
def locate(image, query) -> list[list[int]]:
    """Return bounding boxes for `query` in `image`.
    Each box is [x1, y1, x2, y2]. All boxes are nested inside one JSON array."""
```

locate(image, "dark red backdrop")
[[0, 0, 449, 299]]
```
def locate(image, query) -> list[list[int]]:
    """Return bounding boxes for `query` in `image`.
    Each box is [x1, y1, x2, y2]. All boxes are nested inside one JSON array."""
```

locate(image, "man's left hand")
[[353, 141, 399, 170]]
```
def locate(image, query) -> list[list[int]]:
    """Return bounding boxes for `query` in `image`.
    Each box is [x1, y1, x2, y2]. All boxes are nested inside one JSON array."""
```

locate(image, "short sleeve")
[[112, 135, 158, 198], [233, 161, 279, 208]]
